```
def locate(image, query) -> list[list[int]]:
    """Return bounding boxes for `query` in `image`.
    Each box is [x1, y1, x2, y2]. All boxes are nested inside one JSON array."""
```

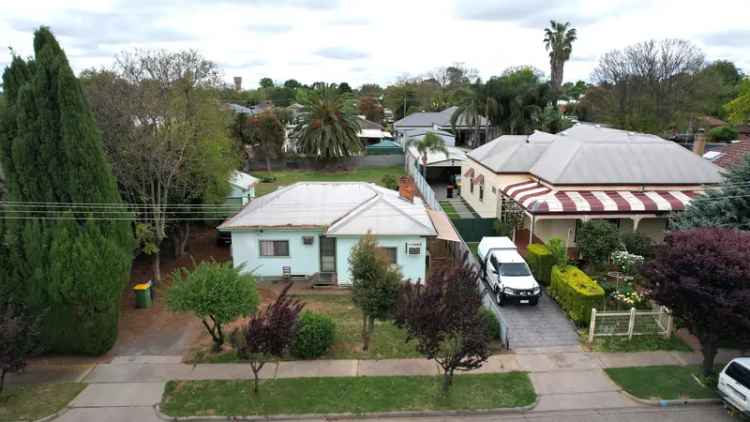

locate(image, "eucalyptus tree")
[[544, 20, 577, 97], [294, 84, 362, 164]]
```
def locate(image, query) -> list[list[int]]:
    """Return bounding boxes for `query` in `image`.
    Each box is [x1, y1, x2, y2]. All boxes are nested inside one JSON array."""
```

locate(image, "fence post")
[[627, 307, 636, 339], [588, 308, 597, 343], [664, 307, 674, 338]]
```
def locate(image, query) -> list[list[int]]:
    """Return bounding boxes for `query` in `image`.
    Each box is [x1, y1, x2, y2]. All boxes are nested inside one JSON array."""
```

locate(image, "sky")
[[1, 0, 749, 89]]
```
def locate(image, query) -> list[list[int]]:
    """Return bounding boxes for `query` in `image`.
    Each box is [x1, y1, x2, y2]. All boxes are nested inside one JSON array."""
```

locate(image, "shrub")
[[610, 250, 645, 277], [708, 126, 738, 142], [259, 175, 277, 183], [620, 232, 654, 259], [526, 243, 554, 286], [381, 174, 398, 190], [550, 265, 605, 326], [291, 311, 336, 359], [576, 220, 621, 267], [546, 238, 569, 269], [478, 307, 501, 341]]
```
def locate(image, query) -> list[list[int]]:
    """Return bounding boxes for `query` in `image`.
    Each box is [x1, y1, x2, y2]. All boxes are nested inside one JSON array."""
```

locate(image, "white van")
[[718, 358, 750, 417]]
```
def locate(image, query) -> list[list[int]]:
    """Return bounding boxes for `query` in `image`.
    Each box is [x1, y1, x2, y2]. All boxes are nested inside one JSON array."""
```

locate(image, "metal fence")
[[587, 306, 674, 343], [406, 159, 512, 350]]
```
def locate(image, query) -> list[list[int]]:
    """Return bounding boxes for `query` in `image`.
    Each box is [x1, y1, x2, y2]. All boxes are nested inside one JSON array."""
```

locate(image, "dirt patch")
[[106, 225, 231, 360]]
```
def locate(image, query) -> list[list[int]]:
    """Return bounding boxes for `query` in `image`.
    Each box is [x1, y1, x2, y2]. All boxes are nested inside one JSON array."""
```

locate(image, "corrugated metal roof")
[[219, 182, 436, 236], [467, 125, 723, 185], [229, 171, 259, 190], [394, 106, 487, 128]]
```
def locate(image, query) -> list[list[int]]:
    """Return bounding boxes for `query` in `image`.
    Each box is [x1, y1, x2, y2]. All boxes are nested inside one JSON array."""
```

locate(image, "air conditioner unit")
[[406, 243, 421, 255], [302, 236, 314, 245]]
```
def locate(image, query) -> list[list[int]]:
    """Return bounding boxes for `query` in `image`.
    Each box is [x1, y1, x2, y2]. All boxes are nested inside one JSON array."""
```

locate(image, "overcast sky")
[[1, 0, 748, 89]]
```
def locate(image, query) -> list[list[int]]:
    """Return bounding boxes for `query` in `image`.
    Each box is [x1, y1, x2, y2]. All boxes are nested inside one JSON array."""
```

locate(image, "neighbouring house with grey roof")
[[219, 180, 439, 285], [460, 124, 723, 252], [394, 106, 488, 148]]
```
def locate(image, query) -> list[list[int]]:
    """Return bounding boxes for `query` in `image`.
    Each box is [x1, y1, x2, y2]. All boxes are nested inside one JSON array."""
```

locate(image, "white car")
[[477, 237, 541, 306], [718, 358, 750, 417]]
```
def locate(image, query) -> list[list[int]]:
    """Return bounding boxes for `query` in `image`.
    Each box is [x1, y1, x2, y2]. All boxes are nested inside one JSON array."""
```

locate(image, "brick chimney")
[[693, 128, 706, 156], [398, 176, 415, 203]]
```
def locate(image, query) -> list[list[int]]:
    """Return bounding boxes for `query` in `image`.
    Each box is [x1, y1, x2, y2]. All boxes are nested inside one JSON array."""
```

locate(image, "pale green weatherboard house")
[[218, 180, 438, 285]]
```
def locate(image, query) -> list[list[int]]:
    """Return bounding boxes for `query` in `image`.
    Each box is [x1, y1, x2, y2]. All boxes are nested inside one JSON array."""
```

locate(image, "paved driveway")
[[502, 290, 580, 349]]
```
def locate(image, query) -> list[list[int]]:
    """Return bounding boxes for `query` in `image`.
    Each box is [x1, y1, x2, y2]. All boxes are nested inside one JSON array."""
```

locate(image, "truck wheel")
[[497, 292, 505, 307], [530, 297, 539, 306]]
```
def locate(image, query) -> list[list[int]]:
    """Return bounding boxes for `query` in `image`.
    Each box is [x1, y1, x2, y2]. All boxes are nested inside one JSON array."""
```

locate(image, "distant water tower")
[[233, 76, 242, 91]]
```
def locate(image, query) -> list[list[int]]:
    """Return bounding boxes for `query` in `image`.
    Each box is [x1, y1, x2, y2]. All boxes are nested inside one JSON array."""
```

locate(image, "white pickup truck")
[[477, 237, 541, 306]]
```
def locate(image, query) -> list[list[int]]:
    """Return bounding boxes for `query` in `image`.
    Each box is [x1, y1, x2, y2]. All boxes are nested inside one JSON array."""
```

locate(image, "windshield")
[[726, 362, 750, 389], [498, 262, 531, 277]]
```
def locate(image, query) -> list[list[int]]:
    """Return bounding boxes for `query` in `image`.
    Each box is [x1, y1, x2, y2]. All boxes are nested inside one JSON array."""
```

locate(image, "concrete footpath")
[[9, 347, 741, 422]]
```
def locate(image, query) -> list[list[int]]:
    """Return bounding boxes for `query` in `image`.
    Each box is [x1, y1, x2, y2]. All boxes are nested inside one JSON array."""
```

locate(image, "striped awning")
[[463, 168, 475, 178], [474, 174, 485, 185], [501, 180, 699, 215]]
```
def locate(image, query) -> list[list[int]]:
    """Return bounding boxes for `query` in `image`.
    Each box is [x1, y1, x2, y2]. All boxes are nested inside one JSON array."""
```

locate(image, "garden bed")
[[605, 365, 717, 400], [160, 373, 535, 417], [0, 383, 85, 422], [253, 166, 405, 197]]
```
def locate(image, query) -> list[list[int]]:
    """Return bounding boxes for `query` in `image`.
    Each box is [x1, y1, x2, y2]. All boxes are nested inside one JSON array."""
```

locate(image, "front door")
[[319, 236, 336, 274]]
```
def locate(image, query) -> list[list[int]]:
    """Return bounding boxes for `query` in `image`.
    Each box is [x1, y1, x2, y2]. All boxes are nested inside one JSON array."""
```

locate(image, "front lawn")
[[160, 373, 535, 417], [605, 365, 717, 400], [588, 335, 692, 353], [439, 201, 459, 218], [0, 383, 86, 422], [253, 166, 405, 197], [193, 293, 420, 362]]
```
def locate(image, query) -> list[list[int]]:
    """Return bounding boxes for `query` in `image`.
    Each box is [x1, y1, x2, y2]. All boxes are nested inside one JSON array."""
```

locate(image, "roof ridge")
[[324, 187, 380, 233]]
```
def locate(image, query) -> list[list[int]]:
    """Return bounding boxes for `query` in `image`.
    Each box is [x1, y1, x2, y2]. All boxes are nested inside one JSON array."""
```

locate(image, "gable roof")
[[219, 182, 436, 236], [229, 170, 259, 190], [394, 106, 488, 129], [714, 139, 750, 169], [467, 125, 723, 185]]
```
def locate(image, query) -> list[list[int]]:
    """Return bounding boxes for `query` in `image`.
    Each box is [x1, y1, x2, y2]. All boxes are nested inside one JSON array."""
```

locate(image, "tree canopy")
[[0, 27, 133, 354]]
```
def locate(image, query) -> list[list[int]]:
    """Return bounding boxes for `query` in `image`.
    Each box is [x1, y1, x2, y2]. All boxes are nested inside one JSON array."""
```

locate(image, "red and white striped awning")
[[474, 174, 485, 185], [501, 180, 700, 215], [463, 168, 475, 178]]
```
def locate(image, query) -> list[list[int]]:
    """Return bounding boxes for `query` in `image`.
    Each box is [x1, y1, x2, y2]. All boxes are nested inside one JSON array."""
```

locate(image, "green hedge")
[[291, 312, 336, 359], [479, 307, 501, 340], [550, 265, 604, 326], [526, 243, 554, 286]]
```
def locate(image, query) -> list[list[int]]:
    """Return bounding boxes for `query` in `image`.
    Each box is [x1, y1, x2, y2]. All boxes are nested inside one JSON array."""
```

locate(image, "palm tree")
[[451, 88, 483, 147], [295, 84, 362, 164], [406, 132, 448, 176], [544, 20, 577, 98]]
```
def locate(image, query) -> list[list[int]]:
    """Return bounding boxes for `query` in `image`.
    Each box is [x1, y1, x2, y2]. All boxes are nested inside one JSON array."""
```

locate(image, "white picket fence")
[[588, 306, 674, 343]]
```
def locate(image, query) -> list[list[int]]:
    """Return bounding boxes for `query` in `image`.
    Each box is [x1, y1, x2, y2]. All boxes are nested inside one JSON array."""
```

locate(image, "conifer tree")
[[0, 27, 133, 354]]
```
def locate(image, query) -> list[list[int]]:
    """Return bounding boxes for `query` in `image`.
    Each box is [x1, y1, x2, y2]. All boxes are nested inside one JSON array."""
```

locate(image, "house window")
[[470, 179, 474, 194], [574, 219, 582, 242], [606, 218, 621, 229], [259, 240, 290, 257], [377, 247, 398, 265], [479, 185, 484, 202]]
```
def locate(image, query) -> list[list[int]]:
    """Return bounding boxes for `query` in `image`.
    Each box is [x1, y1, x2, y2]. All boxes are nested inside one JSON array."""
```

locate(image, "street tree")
[[358, 96, 385, 123], [167, 261, 259, 352], [544, 20, 577, 97], [294, 83, 362, 164], [349, 234, 402, 351], [0, 304, 42, 396], [642, 228, 750, 375], [236, 110, 285, 172], [395, 256, 489, 392], [231, 284, 304, 393], [0, 27, 133, 354]]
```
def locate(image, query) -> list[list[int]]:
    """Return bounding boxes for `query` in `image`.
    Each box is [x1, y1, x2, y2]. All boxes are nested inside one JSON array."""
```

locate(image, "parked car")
[[477, 237, 541, 306], [718, 358, 750, 417]]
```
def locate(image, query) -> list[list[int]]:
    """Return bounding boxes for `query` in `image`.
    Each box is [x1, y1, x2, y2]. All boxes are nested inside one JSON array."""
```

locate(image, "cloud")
[[315, 46, 368, 60], [702, 30, 750, 48], [328, 16, 370, 26], [246, 0, 338, 9], [456, 0, 600, 28], [249, 23, 293, 34]]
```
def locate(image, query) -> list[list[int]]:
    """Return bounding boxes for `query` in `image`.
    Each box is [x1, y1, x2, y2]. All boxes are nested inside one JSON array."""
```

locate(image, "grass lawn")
[[588, 335, 692, 353], [467, 242, 479, 258], [439, 201, 460, 219], [0, 383, 86, 422], [253, 166, 405, 197], [605, 365, 717, 400], [160, 373, 535, 417]]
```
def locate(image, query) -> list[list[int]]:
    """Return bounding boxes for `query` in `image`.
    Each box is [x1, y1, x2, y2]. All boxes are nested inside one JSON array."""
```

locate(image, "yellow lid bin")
[[133, 283, 152, 308]]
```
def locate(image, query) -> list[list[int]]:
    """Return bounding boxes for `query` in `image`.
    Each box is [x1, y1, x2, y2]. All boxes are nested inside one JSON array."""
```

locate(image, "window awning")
[[500, 180, 700, 215], [463, 168, 475, 178], [474, 174, 485, 185], [427, 210, 461, 242]]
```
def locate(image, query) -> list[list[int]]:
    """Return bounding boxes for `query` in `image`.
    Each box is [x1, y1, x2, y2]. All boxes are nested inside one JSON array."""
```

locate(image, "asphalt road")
[[333, 406, 737, 422]]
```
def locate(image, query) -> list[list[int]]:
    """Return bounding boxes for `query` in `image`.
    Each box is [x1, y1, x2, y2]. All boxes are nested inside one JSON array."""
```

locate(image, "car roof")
[[491, 250, 527, 263]]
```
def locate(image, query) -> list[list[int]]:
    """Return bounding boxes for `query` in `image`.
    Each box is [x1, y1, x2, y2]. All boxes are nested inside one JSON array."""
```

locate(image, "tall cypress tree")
[[0, 27, 133, 354]]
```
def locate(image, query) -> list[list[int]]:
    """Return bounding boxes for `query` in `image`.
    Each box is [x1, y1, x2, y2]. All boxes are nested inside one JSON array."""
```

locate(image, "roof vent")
[[628, 132, 635, 136]]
